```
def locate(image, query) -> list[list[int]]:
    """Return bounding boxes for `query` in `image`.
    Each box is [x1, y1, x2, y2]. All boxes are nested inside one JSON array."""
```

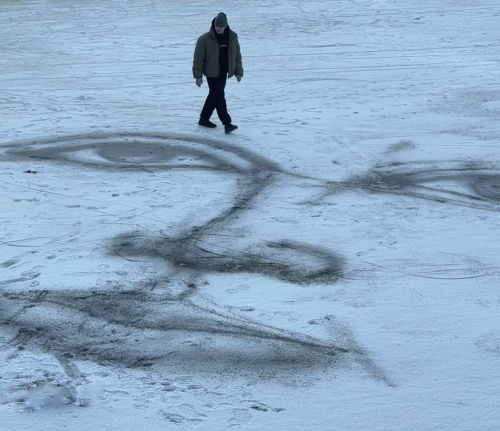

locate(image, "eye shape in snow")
[[324, 160, 500, 212], [1, 132, 279, 174]]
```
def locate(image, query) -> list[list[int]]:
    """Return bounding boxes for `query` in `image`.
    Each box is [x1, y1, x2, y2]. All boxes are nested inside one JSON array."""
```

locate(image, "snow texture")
[[1, 1, 500, 430]]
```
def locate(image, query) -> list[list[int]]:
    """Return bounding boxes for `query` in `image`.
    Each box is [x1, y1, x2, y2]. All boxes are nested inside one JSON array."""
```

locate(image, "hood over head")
[[214, 12, 228, 27]]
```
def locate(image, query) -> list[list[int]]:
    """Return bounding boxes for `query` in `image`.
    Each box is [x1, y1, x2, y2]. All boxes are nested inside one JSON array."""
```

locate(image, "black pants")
[[200, 76, 232, 125]]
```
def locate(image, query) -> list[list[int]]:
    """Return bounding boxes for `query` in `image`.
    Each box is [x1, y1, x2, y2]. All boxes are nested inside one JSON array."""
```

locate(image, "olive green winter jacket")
[[192, 23, 243, 79]]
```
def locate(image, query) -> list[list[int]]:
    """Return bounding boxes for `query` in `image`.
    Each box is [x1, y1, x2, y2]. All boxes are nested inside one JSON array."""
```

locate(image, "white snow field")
[[1, 0, 500, 430]]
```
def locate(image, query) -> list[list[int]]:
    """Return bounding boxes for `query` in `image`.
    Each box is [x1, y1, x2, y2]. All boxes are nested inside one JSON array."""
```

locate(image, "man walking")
[[193, 12, 243, 134]]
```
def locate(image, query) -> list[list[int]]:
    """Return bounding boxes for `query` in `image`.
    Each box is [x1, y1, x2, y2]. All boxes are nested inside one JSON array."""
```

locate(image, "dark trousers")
[[200, 76, 232, 125]]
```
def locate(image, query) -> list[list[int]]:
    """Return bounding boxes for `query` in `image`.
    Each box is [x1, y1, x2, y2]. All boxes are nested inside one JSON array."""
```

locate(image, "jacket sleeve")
[[192, 36, 205, 79], [235, 35, 243, 77]]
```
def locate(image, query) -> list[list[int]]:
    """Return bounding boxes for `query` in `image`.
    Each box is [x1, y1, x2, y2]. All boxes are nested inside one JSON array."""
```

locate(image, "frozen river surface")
[[1, 1, 500, 430]]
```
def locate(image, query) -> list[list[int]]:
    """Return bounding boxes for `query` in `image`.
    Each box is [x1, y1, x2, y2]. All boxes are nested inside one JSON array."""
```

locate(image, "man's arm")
[[193, 36, 205, 85], [235, 35, 243, 80]]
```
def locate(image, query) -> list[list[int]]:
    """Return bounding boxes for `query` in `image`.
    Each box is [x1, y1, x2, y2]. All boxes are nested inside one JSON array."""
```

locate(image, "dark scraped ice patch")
[[319, 160, 500, 211], [0, 287, 390, 384], [109, 232, 346, 285]]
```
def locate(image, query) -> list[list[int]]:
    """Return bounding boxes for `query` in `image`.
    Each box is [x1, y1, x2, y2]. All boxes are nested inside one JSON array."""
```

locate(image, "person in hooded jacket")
[[193, 12, 243, 134]]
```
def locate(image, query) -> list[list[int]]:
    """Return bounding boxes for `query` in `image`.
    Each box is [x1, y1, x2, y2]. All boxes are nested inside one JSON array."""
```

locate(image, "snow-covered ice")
[[1, 1, 500, 430]]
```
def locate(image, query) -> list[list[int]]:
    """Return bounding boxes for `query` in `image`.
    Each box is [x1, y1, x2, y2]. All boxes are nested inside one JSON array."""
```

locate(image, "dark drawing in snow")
[[1, 132, 499, 385]]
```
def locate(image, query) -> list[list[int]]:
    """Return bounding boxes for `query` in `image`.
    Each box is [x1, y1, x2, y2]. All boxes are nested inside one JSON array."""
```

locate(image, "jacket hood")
[[210, 18, 230, 37]]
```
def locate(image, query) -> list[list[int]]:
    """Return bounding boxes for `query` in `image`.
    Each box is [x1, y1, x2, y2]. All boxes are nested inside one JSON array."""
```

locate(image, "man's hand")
[[236, 75, 242, 82], [196, 78, 203, 87]]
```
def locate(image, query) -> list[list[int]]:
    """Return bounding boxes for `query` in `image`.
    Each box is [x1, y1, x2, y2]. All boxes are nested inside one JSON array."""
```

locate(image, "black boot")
[[198, 119, 217, 128], [224, 124, 238, 134]]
